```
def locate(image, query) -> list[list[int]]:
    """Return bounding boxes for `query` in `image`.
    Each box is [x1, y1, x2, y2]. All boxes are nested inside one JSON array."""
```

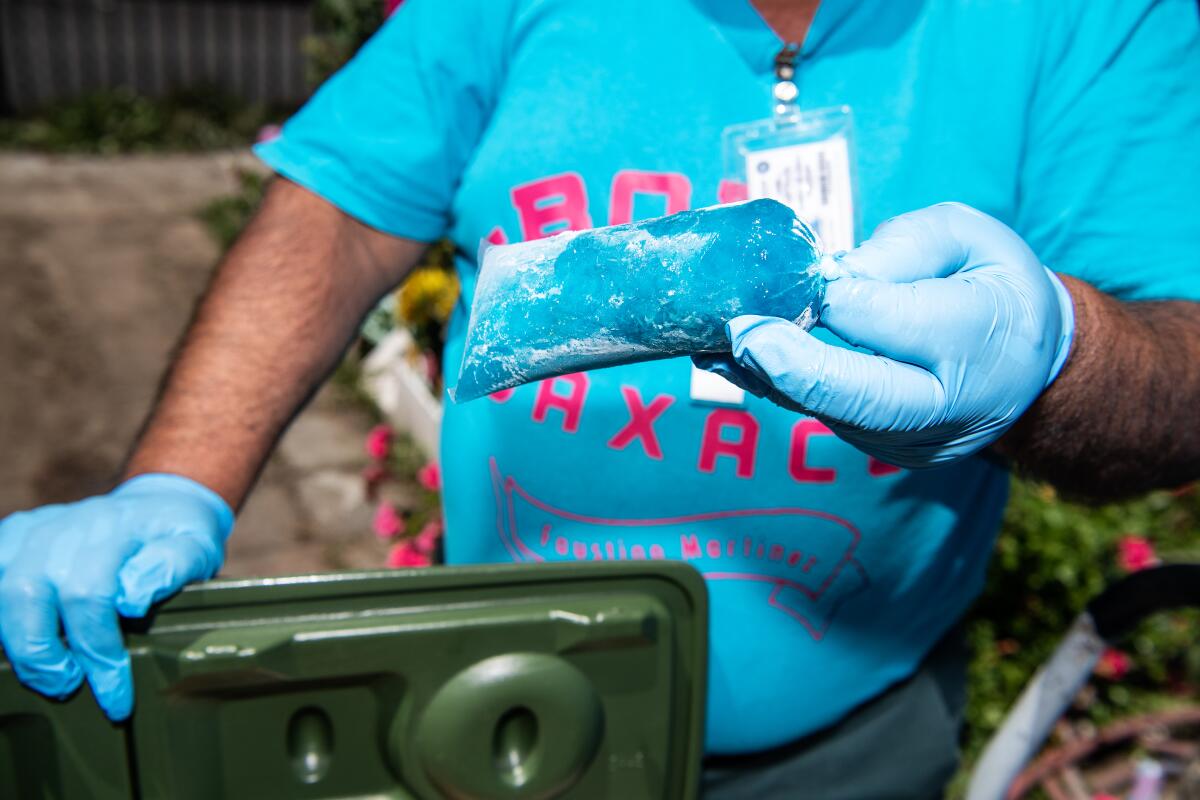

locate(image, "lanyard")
[[773, 43, 801, 117], [723, 40, 859, 252]]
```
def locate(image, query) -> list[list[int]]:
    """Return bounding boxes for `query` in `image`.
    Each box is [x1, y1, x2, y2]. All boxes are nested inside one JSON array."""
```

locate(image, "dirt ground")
[[0, 151, 389, 576]]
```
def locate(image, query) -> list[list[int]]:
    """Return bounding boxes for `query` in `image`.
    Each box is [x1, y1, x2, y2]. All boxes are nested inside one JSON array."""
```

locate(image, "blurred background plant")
[[391, 243, 459, 381], [362, 423, 443, 568], [198, 169, 271, 251], [0, 86, 279, 155], [305, 0, 387, 87], [962, 480, 1199, 768]]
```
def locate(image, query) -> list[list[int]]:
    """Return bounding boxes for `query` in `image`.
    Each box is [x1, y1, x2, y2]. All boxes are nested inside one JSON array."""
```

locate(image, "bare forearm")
[[124, 178, 423, 507], [999, 276, 1200, 499]]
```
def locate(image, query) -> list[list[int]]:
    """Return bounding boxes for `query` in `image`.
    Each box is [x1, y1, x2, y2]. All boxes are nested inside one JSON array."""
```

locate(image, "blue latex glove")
[[695, 203, 1075, 468], [0, 473, 233, 720]]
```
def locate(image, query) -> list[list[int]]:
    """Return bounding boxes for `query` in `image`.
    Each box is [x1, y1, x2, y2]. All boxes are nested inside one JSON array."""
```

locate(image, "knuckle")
[[941, 201, 1004, 236], [56, 584, 110, 609], [935, 200, 973, 215], [0, 573, 46, 608], [0, 509, 32, 531], [158, 535, 221, 577], [54, 569, 115, 609], [795, 353, 832, 411], [186, 532, 224, 565], [934, 201, 988, 230], [7, 635, 59, 667], [0, 509, 49, 544]]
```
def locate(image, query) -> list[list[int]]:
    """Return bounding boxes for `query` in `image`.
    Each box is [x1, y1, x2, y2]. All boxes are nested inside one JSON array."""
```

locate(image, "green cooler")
[[0, 562, 707, 799]]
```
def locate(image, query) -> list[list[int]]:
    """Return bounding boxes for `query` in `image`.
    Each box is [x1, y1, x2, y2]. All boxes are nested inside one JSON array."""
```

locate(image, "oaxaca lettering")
[[484, 169, 750, 245], [491, 374, 902, 482]]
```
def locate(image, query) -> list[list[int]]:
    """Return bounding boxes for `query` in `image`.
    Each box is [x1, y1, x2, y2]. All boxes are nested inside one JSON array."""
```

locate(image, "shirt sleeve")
[[254, 0, 516, 241], [1015, 0, 1200, 301]]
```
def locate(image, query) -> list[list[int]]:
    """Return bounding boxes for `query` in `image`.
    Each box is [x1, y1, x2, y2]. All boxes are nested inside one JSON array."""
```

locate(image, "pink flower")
[[417, 461, 441, 491], [1117, 535, 1158, 573], [1095, 648, 1131, 681], [387, 540, 431, 568], [415, 519, 443, 554], [372, 502, 403, 539], [365, 424, 393, 461], [255, 123, 282, 143]]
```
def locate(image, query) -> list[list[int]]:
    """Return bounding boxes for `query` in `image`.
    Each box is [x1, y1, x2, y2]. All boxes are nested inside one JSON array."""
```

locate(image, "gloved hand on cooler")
[[0, 473, 233, 720], [695, 202, 1075, 469]]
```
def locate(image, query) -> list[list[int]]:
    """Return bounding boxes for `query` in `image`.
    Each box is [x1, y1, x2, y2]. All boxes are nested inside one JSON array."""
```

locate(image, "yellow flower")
[[396, 267, 459, 329]]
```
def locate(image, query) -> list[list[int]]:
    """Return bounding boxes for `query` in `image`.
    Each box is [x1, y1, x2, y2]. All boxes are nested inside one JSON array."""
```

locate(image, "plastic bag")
[[452, 198, 826, 402]]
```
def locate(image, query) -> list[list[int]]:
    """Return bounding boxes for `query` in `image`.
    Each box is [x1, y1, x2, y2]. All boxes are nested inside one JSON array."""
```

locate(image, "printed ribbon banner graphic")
[[489, 458, 869, 640]]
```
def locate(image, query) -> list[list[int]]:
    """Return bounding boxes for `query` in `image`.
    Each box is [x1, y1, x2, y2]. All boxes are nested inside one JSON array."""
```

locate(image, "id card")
[[690, 105, 859, 406], [722, 105, 859, 253]]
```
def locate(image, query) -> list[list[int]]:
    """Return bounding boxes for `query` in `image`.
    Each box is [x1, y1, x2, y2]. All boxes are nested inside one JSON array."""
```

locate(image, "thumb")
[[834, 203, 980, 282], [115, 533, 223, 617], [728, 315, 947, 432]]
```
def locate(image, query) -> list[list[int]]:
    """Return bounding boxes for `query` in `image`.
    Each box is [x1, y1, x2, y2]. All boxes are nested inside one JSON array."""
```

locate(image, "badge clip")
[[721, 46, 860, 253]]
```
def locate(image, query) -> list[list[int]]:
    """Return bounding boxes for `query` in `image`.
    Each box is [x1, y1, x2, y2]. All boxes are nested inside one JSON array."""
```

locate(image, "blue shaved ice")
[[452, 198, 827, 402]]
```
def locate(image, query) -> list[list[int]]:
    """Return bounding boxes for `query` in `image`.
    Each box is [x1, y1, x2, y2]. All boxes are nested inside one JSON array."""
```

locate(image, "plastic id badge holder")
[[690, 105, 860, 405], [721, 105, 860, 254]]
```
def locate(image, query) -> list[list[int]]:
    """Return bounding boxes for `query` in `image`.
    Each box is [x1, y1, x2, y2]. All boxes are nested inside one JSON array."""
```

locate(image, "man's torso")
[[438, 0, 1035, 752]]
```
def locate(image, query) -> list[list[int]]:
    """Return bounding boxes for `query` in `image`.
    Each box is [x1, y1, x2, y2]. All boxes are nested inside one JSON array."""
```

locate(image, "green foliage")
[[394, 241, 459, 353], [305, 0, 386, 87], [964, 479, 1200, 760], [331, 349, 389, 423], [197, 169, 269, 252], [0, 87, 276, 155]]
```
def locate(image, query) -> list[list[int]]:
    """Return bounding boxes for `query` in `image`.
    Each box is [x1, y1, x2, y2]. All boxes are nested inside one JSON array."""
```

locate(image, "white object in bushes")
[[361, 329, 441, 459]]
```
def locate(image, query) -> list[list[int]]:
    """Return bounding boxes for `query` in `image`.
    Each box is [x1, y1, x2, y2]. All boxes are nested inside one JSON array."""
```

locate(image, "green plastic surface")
[[0, 562, 708, 799], [0, 669, 132, 799]]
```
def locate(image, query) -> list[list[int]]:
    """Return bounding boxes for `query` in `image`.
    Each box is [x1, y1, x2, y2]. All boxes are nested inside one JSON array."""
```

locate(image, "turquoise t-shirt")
[[257, 0, 1200, 753]]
